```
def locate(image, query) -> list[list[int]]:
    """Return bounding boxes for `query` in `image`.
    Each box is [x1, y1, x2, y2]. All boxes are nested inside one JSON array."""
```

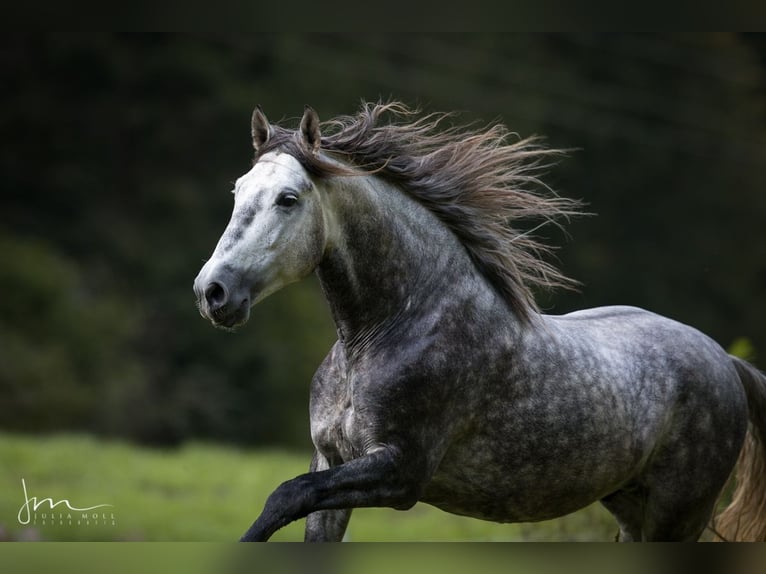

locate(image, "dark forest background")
[[2, 34, 765, 449]]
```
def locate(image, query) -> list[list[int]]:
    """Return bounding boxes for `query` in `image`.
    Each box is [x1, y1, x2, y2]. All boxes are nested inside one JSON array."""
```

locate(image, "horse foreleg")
[[240, 447, 423, 541], [304, 508, 352, 542], [304, 450, 352, 542]]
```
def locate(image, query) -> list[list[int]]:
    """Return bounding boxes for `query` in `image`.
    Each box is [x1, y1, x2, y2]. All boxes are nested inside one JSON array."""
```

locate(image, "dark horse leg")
[[602, 477, 721, 542], [637, 397, 745, 541], [305, 508, 352, 542], [240, 447, 424, 541], [602, 398, 744, 542], [640, 471, 723, 541], [304, 451, 352, 542], [600, 486, 645, 542]]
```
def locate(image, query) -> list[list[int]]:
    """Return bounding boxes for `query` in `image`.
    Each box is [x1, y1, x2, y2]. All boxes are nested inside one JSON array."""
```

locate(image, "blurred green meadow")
[[0, 432, 618, 542]]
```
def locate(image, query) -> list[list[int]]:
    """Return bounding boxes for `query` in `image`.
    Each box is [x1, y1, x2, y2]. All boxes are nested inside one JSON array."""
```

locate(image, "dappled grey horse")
[[194, 102, 766, 541]]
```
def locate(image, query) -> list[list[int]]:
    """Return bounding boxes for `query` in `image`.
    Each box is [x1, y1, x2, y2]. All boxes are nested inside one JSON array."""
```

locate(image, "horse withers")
[[194, 102, 766, 541]]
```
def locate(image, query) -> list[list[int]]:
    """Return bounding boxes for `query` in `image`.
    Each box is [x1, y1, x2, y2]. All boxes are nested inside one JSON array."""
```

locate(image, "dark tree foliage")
[[1, 34, 764, 448]]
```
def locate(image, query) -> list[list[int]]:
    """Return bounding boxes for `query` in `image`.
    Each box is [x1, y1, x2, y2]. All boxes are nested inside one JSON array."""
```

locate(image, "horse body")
[[194, 102, 766, 541], [308, 171, 746, 538], [422, 308, 746, 528]]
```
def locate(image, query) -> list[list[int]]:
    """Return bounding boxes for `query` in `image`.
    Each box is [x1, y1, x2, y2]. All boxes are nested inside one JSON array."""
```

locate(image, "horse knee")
[[383, 452, 429, 509], [390, 482, 421, 510]]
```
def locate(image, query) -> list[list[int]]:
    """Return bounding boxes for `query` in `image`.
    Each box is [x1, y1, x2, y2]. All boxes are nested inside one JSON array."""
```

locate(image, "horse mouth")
[[203, 298, 251, 331]]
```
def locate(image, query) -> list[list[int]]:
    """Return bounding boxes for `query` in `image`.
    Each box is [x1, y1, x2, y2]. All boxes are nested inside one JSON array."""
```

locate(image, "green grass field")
[[0, 432, 618, 541]]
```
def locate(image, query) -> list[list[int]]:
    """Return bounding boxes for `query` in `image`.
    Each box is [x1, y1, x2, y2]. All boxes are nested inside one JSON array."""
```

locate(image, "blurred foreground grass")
[[0, 432, 617, 541]]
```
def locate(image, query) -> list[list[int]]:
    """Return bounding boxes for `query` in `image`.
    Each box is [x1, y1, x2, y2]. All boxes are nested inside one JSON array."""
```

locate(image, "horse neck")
[[316, 174, 481, 350]]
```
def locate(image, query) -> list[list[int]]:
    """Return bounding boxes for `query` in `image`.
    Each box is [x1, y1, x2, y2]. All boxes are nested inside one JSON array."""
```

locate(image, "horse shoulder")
[[309, 340, 355, 463]]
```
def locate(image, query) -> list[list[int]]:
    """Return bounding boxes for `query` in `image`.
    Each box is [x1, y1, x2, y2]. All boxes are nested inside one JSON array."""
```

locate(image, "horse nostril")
[[204, 281, 228, 310]]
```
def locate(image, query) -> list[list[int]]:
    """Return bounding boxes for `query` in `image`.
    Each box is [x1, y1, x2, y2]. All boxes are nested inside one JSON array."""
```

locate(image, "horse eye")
[[276, 192, 299, 208]]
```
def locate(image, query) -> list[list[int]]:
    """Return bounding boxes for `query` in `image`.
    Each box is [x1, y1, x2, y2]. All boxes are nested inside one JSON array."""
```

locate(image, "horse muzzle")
[[194, 266, 252, 330]]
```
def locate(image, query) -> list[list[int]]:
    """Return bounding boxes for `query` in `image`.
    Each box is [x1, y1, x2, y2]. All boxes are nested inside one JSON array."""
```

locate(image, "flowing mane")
[[257, 101, 583, 322]]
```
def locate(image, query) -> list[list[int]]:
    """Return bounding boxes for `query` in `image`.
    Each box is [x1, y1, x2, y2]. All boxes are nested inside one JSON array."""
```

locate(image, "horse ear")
[[299, 105, 321, 154], [251, 105, 270, 153]]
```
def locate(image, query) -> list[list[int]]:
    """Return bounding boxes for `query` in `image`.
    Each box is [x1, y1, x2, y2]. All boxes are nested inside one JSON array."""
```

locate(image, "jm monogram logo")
[[17, 478, 113, 525]]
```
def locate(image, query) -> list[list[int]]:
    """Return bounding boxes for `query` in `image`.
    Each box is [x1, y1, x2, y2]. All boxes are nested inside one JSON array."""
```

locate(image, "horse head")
[[194, 106, 328, 330]]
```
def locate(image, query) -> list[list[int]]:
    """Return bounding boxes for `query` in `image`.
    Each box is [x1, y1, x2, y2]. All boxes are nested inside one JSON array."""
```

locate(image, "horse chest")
[[310, 378, 368, 463]]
